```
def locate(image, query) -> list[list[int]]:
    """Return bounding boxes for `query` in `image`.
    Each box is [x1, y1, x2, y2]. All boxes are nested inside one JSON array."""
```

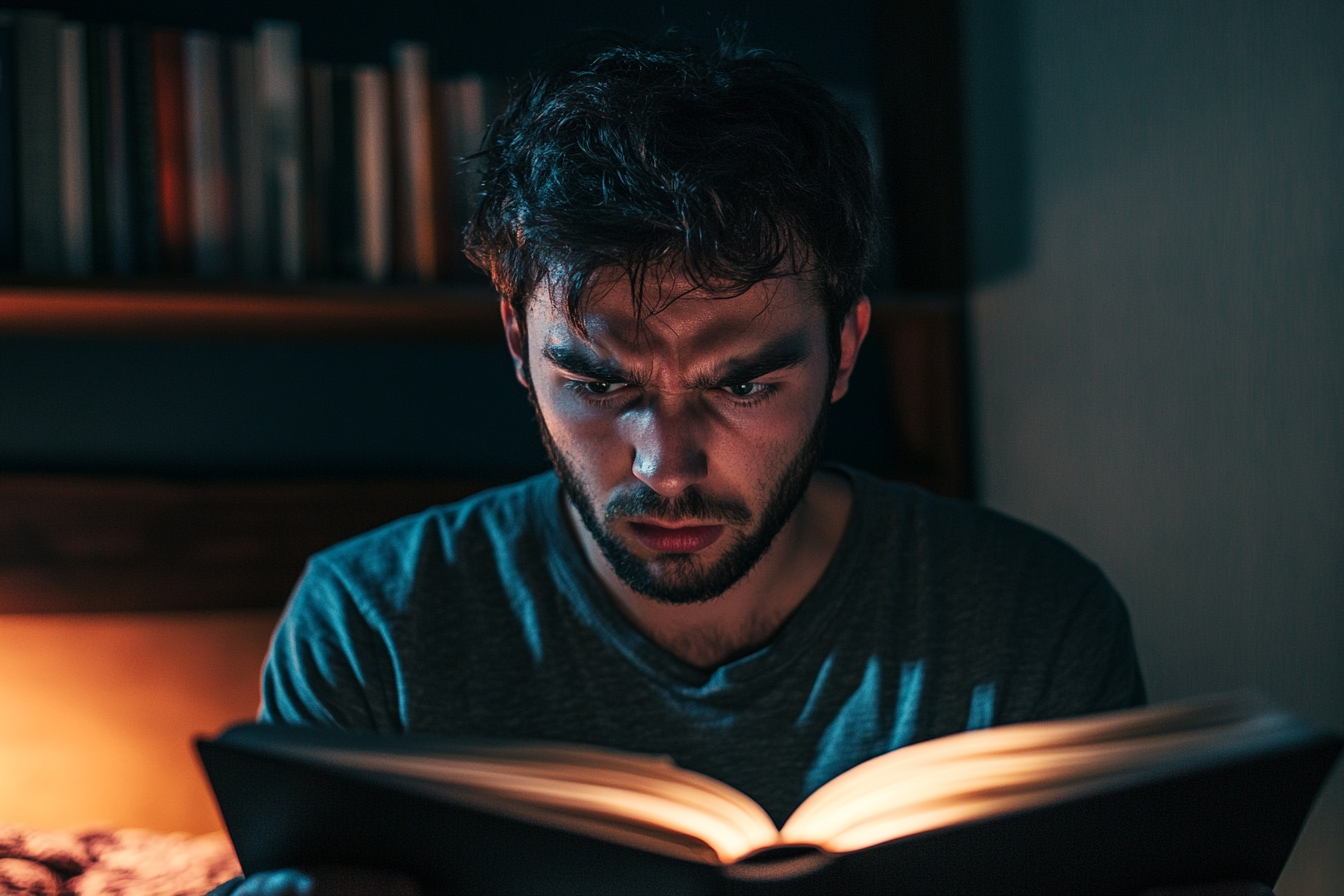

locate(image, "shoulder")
[[260, 472, 563, 728], [841, 465, 1105, 594], [835, 467, 1145, 721], [302, 472, 561, 613]]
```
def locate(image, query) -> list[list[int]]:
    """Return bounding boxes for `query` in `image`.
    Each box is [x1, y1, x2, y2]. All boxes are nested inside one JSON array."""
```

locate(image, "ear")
[[830, 295, 871, 403], [500, 297, 530, 389]]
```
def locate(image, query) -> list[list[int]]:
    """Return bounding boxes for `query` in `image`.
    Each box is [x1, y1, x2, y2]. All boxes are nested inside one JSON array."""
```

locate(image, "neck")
[[566, 469, 853, 670]]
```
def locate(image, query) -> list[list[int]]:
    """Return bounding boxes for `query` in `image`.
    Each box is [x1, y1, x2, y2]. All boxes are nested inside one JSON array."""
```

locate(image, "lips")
[[628, 522, 726, 554]]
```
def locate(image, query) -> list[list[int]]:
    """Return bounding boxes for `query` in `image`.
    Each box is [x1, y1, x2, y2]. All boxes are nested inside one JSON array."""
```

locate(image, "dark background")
[[19, 0, 875, 87]]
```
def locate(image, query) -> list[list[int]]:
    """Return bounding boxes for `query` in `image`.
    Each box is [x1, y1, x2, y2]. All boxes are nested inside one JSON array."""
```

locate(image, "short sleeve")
[[1032, 573, 1147, 719], [258, 556, 404, 731]]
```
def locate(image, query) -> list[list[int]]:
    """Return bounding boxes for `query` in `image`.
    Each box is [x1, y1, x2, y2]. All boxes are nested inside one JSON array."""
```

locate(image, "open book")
[[199, 694, 1341, 895]]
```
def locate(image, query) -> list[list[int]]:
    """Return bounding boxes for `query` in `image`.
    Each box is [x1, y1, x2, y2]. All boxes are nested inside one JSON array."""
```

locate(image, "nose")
[[625, 397, 709, 497]]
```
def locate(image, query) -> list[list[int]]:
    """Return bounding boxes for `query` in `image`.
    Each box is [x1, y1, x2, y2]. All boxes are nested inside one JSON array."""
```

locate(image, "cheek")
[[535, 385, 628, 470], [710, 397, 823, 477], [720, 382, 825, 441]]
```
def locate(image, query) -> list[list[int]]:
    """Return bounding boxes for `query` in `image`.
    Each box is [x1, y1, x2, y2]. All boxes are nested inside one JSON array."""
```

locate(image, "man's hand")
[[210, 867, 421, 896]]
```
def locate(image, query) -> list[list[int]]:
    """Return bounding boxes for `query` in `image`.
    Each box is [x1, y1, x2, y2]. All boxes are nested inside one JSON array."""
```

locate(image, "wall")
[[965, 1, 1342, 893]]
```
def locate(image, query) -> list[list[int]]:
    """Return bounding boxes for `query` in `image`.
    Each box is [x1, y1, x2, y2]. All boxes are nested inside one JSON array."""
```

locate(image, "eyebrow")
[[688, 334, 811, 389], [541, 343, 640, 384], [540, 332, 811, 389]]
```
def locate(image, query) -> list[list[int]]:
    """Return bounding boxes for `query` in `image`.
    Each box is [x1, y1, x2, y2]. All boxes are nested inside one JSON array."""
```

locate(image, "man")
[[239, 33, 1145, 894]]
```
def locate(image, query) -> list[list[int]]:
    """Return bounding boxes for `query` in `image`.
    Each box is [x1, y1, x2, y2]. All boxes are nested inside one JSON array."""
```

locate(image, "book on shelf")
[[184, 29, 229, 278], [0, 11, 501, 285], [303, 61, 333, 279], [0, 14, 19, 269], [198, 693, 1341, 895], [86, 23, 133, 275], [58, 21, 91, 275], [437, 73, 488, 275], [391, 40, 435, 283], [231, 37, 265, 279], [352, 63, 392, 283], [328, 66, 361, 279], [428, 73, 453, 280], [255, 19, 303, 282], [127, 24, 160, 275], [150, 27, 188, 276], [13, 10, 61, 274]]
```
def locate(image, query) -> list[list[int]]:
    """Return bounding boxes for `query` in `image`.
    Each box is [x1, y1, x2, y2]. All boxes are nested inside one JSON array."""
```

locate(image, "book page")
[[780, 695, 1306, 853], [275, 742, 782, 864]]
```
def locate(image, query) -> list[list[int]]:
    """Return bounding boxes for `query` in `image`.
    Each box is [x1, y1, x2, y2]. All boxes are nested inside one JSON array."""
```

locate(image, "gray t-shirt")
[[260, 465, 1145, 824]]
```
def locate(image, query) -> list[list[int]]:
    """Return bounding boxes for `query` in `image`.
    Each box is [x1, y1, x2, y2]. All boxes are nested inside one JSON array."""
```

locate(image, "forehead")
[[526, 273, 825, 360]]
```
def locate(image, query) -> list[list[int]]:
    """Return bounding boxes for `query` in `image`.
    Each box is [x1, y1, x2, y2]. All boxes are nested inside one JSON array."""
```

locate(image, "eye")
[[725, 382, 763, 397], [581, 380, 626, 395]]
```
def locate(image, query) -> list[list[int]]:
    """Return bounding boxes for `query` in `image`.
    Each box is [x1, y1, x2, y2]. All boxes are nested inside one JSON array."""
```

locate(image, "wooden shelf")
[[0, 280, 966, 342], [0, 281, 504, 341]]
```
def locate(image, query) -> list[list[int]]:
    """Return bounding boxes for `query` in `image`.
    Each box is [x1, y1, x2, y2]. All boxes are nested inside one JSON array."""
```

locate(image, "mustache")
[[605, 485, 752, 525]]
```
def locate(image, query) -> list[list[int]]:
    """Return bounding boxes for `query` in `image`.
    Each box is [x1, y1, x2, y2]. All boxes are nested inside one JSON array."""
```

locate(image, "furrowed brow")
[[689, 335, 810, 390], [541, 343, 636, 383]]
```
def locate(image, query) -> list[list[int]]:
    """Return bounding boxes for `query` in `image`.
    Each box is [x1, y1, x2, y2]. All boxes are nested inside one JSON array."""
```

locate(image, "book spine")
[[446, 74, 487, 274], [303, 61, 332, 279], [0, 14, 19, 271], [216, 42, 238, 276], [430, 80, 454, 279], [391, 41, 434, 282], [14, 12, 62, 274], [85, 23, 110, 273], [183, 30, 227, 277], [328, 66, 359, 278], [352, 65, 390, 283], [255, 20, 303, 281], [58, 22, 92, 276], [151, 27, 189, 276], [231, 39, 265, 279], [126, 25, 159, 275], [102, 26, 134, 275]]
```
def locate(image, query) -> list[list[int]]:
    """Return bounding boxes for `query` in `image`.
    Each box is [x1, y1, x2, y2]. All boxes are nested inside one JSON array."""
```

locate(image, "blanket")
[[0, 824, 239, 896]]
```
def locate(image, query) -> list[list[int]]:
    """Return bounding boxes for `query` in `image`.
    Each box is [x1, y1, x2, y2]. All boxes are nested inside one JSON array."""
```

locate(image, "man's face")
[[505, 272, 860, 605]]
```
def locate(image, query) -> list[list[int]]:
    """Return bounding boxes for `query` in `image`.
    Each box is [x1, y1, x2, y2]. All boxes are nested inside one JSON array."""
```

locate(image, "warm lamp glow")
[[0, 610, 276, 834]]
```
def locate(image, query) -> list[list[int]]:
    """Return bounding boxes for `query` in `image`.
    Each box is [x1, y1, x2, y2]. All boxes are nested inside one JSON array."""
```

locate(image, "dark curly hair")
[[463, 32, 877, 366]]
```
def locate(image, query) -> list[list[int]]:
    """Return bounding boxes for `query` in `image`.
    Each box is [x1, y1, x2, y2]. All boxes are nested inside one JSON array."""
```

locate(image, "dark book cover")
[[183, 30, 228, 278], [13, 11, 62, 274], [351, 64, 392, 282], [150, 27, 188, 276], [328, 66, 359, 278], [57, 20, 92, 275], [387, 48, 411, 282], [429, 79, 455, 279], [230, 38, 265, 279], [303, 61, 332, 279], [199, 724, 1341, 896], [255, 20, 304, 281], [101, 25, 134, 275], [85, 22, 110, 273], [127, 25, 160, 275], [0, 14, 18, 270], [216, 38, 239, 277], [441, 74, 491, 283]]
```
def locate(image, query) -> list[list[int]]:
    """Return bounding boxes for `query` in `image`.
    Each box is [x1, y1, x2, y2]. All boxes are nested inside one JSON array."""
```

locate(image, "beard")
[[535, 401, 830, 606]]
